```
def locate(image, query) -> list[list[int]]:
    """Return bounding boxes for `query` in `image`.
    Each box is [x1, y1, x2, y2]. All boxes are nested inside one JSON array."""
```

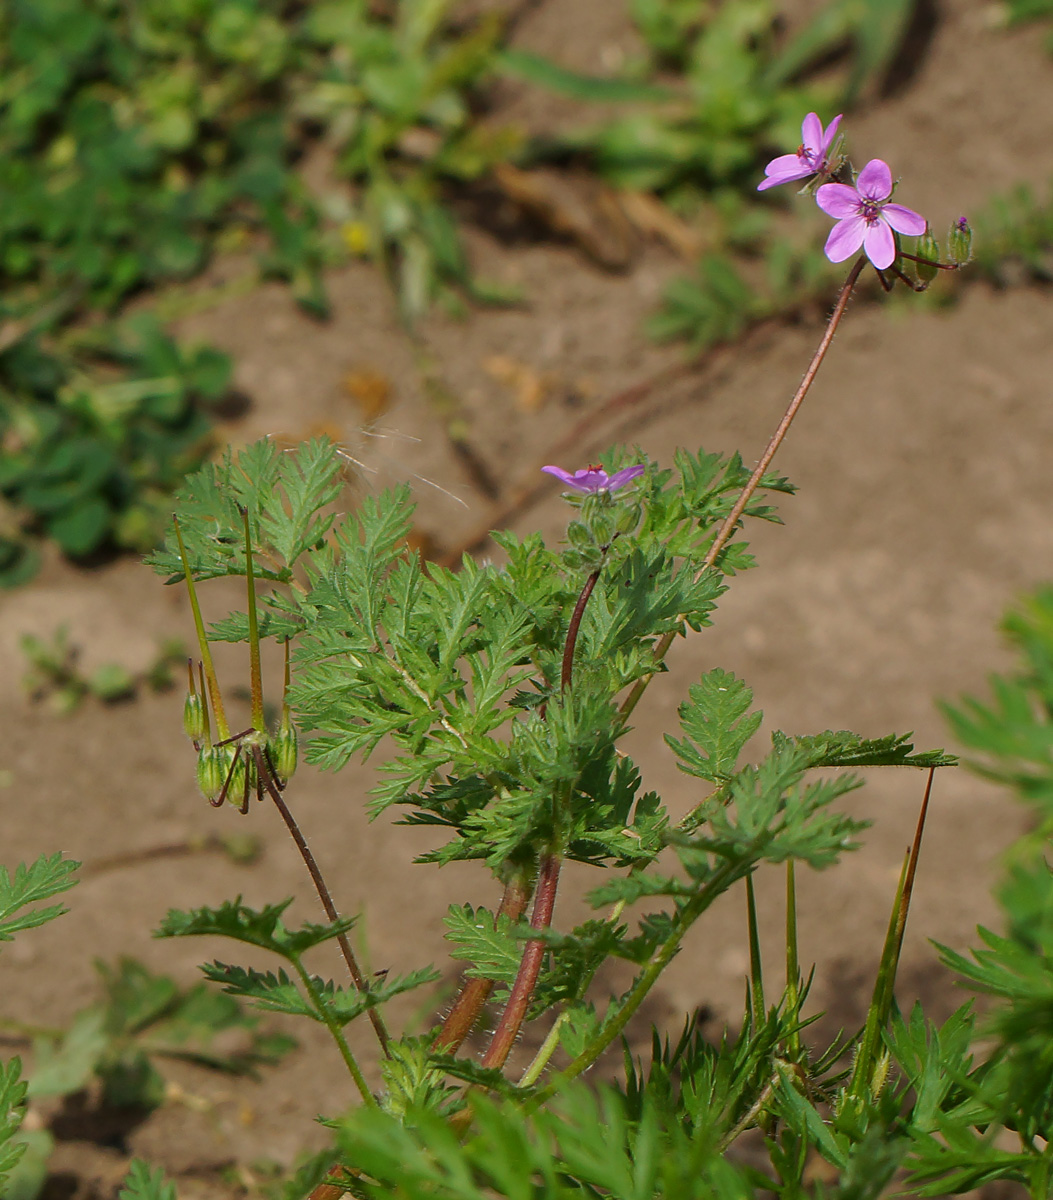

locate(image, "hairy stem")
[[480, 851, 562, 1071], [472, 561, 604, 1071], [290, 956, 375, 1107], [561, 567, 601, 690], [433, 872, 533, 1053], [618, 254, 867, 724], [266, 781, 391, 1055]]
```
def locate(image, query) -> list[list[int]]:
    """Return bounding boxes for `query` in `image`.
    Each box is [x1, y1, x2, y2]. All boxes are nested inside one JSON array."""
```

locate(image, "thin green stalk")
[[174, 516, 230, 740], [745, 873, 765, 1029], [290, 956, 375, 1107], [618, 254, 868, 725], [518, 1011, 569, 1088], [241, 506, 265, 733], [785, 861, 802, 1062], [845, 766, 936, 1112]]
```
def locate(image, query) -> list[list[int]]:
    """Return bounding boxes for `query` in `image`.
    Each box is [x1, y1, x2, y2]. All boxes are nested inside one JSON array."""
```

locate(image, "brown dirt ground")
[[4, 0, 1053, 1193]]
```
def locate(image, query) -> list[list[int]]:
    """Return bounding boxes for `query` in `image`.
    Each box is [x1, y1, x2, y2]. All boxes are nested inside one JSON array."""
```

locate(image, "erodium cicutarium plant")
[[139, 113, 1010, 1200]]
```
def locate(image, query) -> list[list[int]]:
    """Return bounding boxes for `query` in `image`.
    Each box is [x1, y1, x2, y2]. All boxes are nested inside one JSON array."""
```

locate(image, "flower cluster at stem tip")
[[759, 112, 931, 272]]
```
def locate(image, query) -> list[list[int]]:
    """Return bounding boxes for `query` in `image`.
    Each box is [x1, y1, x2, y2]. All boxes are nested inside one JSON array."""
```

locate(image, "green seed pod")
[[196, 746, 228, 802], [915, 229, 939, 283], [183, 691, 207, 745], [948, 216, 972, 264], [226, 751, 249, 809], [272, 723, 298, 785]]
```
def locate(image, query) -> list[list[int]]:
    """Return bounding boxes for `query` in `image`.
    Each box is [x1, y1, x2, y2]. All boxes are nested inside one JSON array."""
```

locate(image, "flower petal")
[[824, 216, 866, 263], [820, 113, 843, 155], [606, 465, 646, 493], [757, 154, 811, 191], [863, 218, 896, 270], [882, 203, 927, 237], [816, 182, 860, 219], [542, 465, 585, 491], [856, 159, 892, 202], [801, 112, 823, 153]]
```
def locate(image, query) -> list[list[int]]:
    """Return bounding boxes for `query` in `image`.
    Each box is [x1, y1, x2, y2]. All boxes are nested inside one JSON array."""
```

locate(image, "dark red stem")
[[479, 852, 561, 1071], [562, 568, 601, 691], [433, 874, 533, 1053], [264, 773, 391, 1055]]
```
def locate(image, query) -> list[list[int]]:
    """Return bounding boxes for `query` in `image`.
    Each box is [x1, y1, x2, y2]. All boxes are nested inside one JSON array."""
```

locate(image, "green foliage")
[[555, 0, 914, 196], [0, 313, 228, 585], [971, 182, 1053, 287], [118, 1160, 178, 1200], [0, 858, 77, 1191], [27, 957, 295, 1109], [149, 430, 1009, 1195], [0, 1059, 29, 1190], [0, 0, 522, 582], [0, 854, 78, 945], [160, 897, 438, 1035]]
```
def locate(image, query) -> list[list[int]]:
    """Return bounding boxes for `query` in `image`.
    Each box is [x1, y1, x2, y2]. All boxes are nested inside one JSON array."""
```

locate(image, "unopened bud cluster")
[[182, 659, 298, 809]]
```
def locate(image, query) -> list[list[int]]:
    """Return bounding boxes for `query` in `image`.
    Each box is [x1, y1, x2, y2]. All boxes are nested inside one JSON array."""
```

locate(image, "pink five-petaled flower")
[[757, 112, 843, 192], [816, 159, 927, 270], [541, 463, 645, 495]]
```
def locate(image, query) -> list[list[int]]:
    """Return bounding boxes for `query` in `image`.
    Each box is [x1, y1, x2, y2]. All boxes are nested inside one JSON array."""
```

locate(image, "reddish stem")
[[264, 775, 391, 1055], [562, 567, 601, 690], [479, 852, 561, 1072], [433, 874, 532, 1053], [618, 254, 867, 724]]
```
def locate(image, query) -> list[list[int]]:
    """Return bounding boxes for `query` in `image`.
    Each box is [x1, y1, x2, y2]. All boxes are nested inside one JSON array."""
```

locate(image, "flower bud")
[[196, 746, 228, 802], [272, 723, 298, 785], [566, 521, 594, 552], [588, 513, 615, 548], [915, 229, 939, 283], [183, 691, 207, 745], [948, 216, 972, 264]]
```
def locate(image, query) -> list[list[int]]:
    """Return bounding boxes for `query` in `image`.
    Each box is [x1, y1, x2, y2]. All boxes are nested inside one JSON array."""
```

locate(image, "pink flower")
[[757, 112, 843, 192], [541, 463, 645, 494], [816, 160, 926, 270]]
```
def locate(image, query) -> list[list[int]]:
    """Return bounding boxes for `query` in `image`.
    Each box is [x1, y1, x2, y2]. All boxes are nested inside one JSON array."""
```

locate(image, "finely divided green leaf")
[[0, 854, 78, 943]]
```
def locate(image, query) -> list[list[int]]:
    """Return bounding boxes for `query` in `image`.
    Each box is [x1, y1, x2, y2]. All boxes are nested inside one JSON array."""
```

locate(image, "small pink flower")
[[816, 159, 926, 270], [541, 463, 645, 495], [757, 112, 843, 192]]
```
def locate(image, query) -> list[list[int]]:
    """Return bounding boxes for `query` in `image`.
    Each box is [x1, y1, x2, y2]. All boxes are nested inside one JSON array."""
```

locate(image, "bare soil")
[[4, 1, 1053, 1193]]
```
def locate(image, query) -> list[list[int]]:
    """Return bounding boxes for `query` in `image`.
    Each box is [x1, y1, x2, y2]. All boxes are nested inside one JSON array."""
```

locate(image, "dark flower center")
[[859, 199, 882, 224]]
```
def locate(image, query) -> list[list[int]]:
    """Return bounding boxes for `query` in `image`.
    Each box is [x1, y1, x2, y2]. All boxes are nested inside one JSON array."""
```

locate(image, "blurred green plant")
[[1001, 0, 1053, 52], [0, 0, 521, 584], [19, 626, 186, 713], [0, 854, 78, 1195], [522, 0, 917, 197], [19, 956, 295, 1112], [0, 851, 291, 1199], [0, 313, 230, 586]]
